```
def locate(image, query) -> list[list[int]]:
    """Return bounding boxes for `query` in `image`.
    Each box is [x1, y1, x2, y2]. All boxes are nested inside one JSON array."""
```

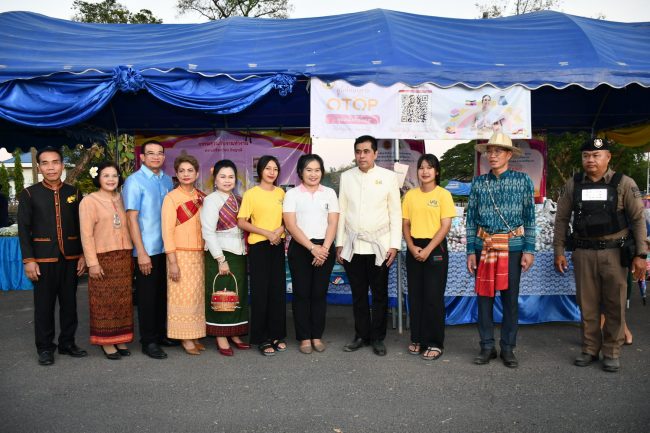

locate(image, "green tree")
[[11, 149, 24, 197], [176, 0, 292, 20], [0, 163, 10, 198], [545, 132, 648, 200], [72, 0, 162, 24], [475, 0, 561, 18], [439, 140, 476, 183]]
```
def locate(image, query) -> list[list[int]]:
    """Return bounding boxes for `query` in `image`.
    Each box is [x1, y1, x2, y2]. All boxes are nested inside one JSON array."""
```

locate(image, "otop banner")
[[477, 138, 547, 203], [310, 78, 531, 140], [135, 130, 311, 192]]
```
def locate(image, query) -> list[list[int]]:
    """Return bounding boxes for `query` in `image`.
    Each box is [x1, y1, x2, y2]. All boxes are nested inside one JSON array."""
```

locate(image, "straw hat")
[[475, 132, 522, 156]]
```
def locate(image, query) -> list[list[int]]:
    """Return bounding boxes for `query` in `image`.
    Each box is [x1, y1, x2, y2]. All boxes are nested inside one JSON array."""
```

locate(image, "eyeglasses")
[[144, 152, 164, 157], [484, 149, 505, 156]]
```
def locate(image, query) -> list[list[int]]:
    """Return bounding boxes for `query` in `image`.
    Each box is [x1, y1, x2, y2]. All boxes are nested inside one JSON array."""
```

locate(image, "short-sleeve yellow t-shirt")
[[402, 186, 456, 239], [238, 186, 285, 245]]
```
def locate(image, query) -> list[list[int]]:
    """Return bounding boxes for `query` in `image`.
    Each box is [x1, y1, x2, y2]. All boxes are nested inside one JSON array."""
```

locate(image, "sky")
[[1, 0, 649, 23], [1, 0, 649, 166]]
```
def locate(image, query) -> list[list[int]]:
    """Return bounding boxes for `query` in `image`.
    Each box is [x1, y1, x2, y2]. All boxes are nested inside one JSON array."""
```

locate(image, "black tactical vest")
[[572, 172, 627, 238]]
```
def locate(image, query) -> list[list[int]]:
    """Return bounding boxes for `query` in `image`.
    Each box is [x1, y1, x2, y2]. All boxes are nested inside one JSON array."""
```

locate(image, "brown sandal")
[[408, 342, 421, 355]]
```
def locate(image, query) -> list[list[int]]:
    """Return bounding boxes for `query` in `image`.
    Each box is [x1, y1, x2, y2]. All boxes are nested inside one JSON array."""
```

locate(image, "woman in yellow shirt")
[[238, 156, 286, 356], [402, 154, 456, 361], [161, 155, 206, 356]]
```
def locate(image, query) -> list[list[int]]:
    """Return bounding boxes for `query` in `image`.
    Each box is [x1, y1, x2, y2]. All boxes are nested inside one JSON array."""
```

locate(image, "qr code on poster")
[[400, 94, 429, 123]]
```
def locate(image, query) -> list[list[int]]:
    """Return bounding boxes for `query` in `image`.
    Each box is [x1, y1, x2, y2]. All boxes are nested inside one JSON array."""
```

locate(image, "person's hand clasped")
[[311, 245, 329, 261]]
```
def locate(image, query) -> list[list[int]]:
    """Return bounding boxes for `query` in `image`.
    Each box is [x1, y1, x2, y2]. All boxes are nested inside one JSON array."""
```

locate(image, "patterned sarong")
[[475, 226, 524, 297], [176, 190, 206, 226]]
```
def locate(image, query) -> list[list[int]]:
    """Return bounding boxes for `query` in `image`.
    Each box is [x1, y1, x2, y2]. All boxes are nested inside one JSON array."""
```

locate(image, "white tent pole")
[[394, 138, 403, 334]]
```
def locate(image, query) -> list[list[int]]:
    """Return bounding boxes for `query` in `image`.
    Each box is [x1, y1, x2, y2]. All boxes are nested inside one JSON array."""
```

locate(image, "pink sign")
[[135, 130, 312, 193]]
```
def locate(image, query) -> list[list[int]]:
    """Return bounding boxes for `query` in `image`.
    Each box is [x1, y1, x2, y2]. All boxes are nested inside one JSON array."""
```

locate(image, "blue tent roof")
[[2, 9, 649, 88], [445, 180, 472, 196], [0, 10, 649, 149]]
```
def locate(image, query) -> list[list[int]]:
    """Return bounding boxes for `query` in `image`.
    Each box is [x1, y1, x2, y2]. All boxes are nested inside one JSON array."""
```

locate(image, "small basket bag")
[[210, 271, 240, 312]]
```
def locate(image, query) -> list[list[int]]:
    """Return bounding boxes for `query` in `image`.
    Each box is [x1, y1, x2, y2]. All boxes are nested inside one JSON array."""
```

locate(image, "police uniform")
[[17, 181, 83, 354], [553, 140, 647, 361]]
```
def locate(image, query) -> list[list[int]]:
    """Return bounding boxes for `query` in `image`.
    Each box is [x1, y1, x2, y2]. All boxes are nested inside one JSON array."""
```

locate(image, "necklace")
[[94, 193, 122, 229]]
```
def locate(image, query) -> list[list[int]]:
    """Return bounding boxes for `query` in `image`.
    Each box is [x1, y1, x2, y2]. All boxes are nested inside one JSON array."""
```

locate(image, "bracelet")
[[216, 256, 226, 264], [219, 260, 228, 266]]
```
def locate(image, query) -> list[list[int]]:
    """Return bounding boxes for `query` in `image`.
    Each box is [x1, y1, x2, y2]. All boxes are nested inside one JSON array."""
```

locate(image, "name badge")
[[582, 189, 607, 201]]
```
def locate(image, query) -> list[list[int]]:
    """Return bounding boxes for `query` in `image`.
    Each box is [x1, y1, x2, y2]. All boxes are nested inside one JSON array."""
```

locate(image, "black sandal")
[[259, 342, 275, 357], [272, 340, 287, 352], [421, 347, 443, 361]]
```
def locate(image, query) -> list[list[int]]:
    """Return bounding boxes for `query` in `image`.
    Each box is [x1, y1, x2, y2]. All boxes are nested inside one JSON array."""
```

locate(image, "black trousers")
[[134, 253, 167, 345], [476, 251, 522, 351], [248, 241, 287, 345], [406, 238, 448, 349], [343, 254, 389, 342], [287, 239, 335, 341], [33, 258, 79, 353]]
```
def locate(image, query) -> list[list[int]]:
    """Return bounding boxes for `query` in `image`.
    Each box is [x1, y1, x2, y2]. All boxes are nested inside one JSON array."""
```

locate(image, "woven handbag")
[[210, 271, 240, 312]]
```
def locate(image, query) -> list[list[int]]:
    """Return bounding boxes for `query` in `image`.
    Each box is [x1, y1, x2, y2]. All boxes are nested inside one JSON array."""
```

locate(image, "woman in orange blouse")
[[161, 155, 207, 355], [79, 161, 134, 360]]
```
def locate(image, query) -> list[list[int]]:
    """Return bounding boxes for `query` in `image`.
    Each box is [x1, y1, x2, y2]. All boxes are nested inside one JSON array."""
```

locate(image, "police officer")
[[553, 138, 647, 373]]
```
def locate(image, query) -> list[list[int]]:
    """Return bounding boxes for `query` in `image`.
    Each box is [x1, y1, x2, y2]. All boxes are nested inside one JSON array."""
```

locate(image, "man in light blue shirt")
[[123, 140, 174, 359]]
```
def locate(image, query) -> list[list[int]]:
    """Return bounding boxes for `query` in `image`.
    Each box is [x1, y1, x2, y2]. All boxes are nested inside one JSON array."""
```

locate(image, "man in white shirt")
[[336, 135, 402, 356]]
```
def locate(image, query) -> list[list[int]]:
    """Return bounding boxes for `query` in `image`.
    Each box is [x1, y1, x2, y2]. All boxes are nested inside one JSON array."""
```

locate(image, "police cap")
[[580, 138, 609, 152]]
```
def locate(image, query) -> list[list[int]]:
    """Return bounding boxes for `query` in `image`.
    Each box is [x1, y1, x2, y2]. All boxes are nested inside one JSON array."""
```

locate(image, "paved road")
[[0, 282, 648, 433]]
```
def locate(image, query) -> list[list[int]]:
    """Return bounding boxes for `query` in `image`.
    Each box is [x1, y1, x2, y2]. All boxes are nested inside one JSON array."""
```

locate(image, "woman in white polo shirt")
[[283, 154, 339, 354]]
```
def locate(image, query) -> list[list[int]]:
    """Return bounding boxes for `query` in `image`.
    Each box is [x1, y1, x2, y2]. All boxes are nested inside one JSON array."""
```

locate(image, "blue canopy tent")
[[3, 9, 647, 323], [1, 9, 650, 149], [445, 180, 472, 196]]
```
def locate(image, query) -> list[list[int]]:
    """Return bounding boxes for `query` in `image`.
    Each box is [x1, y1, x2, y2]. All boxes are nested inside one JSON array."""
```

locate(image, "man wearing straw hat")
[[466, 132, 536, 368]]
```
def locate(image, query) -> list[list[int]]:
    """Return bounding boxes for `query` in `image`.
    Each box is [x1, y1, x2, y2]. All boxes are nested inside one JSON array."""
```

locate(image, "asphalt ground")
[[0, 280, 648, 433]]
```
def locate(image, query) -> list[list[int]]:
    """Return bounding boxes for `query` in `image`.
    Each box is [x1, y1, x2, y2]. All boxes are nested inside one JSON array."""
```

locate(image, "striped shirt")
[[466, 169, 536, 254]]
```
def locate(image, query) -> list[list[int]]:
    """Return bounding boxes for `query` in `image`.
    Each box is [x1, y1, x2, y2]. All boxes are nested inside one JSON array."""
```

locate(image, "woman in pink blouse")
[[79, 161, 134, 360]]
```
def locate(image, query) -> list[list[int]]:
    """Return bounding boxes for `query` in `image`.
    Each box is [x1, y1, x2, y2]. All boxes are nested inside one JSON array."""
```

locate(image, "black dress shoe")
[[574, 352, 598, 367], [38, 351, 54, 366], [159, 337, 181, 347], [500, 351, 519, 368], [58, 344, 88, 358], [371, 340, 387, 356], [474, 348, 497, 365], [343, 337, 367, 352], [116, 347, 131, 356], [101, 347, 121, 360], [142, 343, 168, 359]]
